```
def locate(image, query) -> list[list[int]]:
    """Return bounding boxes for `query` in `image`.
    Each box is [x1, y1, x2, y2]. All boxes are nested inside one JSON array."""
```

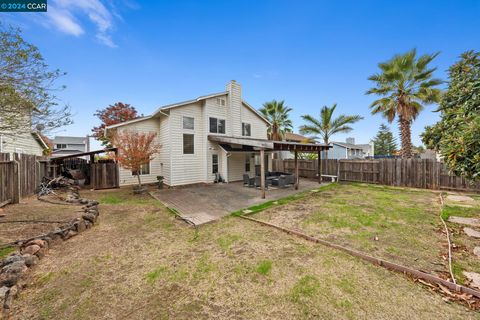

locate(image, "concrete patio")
[[150, 179, 325, 225]]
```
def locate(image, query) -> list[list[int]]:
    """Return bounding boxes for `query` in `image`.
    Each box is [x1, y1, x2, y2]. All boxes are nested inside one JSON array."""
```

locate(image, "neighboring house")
[[279, 132, 310, 159], [51, 136, 90, 158], [106, 81, 271, 186], [323, 138, 374, 159], [0, 131, 48, 156]]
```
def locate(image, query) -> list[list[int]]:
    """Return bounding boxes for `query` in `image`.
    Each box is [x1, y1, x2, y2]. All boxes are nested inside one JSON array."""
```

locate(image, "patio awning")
[[208, 135, 331, 152]]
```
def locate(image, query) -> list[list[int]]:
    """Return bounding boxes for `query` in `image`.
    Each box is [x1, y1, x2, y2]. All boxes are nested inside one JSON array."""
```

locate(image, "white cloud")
[[45, 0, 118, 47]]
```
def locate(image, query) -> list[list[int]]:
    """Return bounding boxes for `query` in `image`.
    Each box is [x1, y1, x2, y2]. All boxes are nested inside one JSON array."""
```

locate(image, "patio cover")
[[208, 135, 332, 199]]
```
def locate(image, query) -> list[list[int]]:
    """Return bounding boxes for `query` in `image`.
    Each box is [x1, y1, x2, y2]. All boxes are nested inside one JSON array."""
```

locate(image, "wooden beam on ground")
[[260, 148, 266, 199], [294, 150, 299, 190], [0, 199, 11, 208]]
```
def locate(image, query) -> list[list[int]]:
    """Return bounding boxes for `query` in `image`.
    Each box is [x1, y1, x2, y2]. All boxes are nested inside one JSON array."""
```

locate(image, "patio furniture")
[[271, 175, 287, 188], [243, 174, 255, 187], [285, 174, 295, 186], [255, 176, 268, 189]]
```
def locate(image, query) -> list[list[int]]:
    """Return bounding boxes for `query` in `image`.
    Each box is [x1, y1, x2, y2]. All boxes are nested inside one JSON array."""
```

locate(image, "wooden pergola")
[[208, 136, 331, 198]]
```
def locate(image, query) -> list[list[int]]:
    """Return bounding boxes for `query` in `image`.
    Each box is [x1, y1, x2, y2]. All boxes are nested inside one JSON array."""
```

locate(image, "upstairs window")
[[209, 117, 226, 134], [56, 144, 67, 149], [216, 98, 226, 106], [242, 123, 251, 136], [183, 134, 194, 154], [183, 116, 194, 130]]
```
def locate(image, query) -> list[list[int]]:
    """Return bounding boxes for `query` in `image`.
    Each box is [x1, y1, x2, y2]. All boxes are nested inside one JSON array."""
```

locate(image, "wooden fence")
[[272, 158, 480, 192], [0, 153, 49, 205], [91, 163, 119, 189]]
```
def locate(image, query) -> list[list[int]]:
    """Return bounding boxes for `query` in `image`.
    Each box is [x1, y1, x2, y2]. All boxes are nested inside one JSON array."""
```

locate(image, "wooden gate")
[[91, 163, 119, 189]]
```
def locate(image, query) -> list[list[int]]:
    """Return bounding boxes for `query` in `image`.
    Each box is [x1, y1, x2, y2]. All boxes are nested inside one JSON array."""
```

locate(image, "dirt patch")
[[0, 192, 82, 245]]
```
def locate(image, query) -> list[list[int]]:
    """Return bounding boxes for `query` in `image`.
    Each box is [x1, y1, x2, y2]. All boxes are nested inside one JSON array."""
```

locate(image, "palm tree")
[[259, 100, 293, 141], [299, 104, 363, 159], [366, 49, 442, 158]]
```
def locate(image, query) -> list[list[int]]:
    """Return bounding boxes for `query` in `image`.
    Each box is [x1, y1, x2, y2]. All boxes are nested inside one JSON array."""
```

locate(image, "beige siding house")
[[106, 81, 271, 187], [0, 132, 47, 156]]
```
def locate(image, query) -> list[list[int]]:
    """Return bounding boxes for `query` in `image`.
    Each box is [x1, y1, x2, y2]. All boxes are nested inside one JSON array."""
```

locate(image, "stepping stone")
[[448, 216, 480, 227], [463, 272, 480, 289], [464, 227, 480, 238], [473, 247, 480, 258], [447, 195, 475, 203]]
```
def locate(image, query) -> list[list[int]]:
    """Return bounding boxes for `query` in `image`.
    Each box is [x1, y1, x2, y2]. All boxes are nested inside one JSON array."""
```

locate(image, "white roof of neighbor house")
[[331, 141, 364, 150], [105, 90, 270, 130], [52, 136, 87, 144]]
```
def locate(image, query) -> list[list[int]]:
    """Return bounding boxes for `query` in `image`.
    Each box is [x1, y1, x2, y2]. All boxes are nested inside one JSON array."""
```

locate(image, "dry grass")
[[256, 183, 449, 273], [8, 186, 480, 319]]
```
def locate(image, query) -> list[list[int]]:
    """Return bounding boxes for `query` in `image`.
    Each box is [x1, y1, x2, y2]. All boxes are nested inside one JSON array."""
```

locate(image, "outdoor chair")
[[285, 174, 295, 186], [243, 174, 255, 187], [271, 175, 286, 188]]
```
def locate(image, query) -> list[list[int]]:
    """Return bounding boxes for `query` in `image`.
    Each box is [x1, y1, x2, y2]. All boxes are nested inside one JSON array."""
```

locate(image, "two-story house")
[[106, 81, 271, 187], [51, 136, 90, 158]]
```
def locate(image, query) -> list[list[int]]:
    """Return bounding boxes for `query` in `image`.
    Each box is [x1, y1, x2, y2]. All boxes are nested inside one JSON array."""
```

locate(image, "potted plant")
[[157, 176, 164, 189]]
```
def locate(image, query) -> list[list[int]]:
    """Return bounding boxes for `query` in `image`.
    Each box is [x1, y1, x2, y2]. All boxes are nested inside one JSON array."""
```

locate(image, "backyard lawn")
[[9, 185, 480, 319]]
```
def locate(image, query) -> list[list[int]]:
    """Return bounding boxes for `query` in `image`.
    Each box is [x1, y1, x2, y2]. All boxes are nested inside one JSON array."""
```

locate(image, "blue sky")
[[5, 0, 480, 149]]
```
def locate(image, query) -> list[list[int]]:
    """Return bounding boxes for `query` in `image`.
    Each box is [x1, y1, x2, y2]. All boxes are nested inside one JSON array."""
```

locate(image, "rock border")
[[0, 187, 99, 315]]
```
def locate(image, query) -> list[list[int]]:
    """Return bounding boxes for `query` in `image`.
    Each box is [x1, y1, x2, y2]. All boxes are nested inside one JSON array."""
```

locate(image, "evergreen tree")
[[372, 124, 397, 156], [422, 51, 480, 181]]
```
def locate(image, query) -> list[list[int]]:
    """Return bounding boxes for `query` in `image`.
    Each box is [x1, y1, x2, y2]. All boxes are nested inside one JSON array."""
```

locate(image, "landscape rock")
[[1, 260, 27, 274], [3, 285, 17, 309], [0, 286, 8, 300], [464, 227, 480, 239], [34, 247, 47, 259], [85, 221, 92, 229], [0, 255, 23, 268], [463, 271, 480, 289], [26, 239, 46, 248], [75, 219, 86, 233], [82, 213, 96, 223], [448, 216, 480, 227], [22, 254, 39, 267], [0, 272, 20, 287], [474, 247, 480, 258], [21, 244, 40, 256], [64, 230, 78, 239]]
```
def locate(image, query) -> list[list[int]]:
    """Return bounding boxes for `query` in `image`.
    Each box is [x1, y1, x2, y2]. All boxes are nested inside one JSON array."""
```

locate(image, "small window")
[[209, 117, 226, 134], [183, 134, 194, 154], [183, 116, 194, 130], [242, 123, 251, 136], [209, 117, 217, 133], [245, 154, 250, 172], [212, 154, 218, 174], [56, 144, 67, 149], [216, 98, 226, 106], [218, 119, 225, 134], [132, 162, 150, 175]]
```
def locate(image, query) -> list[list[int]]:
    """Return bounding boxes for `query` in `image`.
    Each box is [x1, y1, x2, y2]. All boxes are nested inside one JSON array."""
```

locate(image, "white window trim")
[[212, 154, 219, 174], [183, 133, 195, 154], [182, 116, 195, 130], [242, 122, 251, 137], [132, 161, 151, 176], [209, 117, 226, 134]]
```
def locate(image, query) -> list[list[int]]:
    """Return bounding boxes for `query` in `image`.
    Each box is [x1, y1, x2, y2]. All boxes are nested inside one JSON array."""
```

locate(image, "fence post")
[[11, 160, 20, 204]]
